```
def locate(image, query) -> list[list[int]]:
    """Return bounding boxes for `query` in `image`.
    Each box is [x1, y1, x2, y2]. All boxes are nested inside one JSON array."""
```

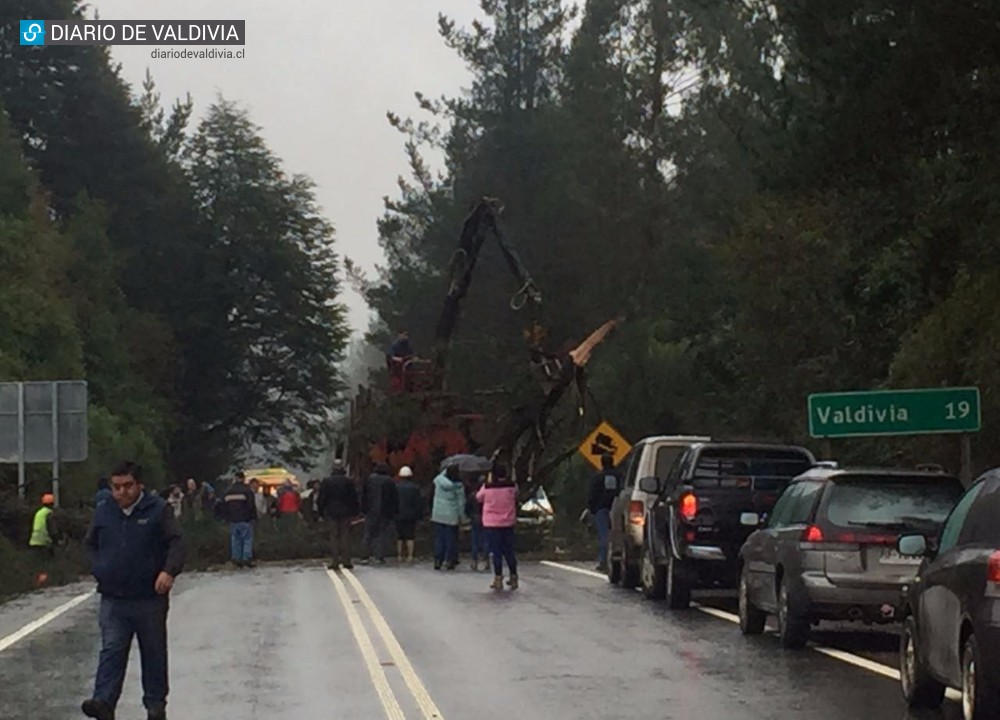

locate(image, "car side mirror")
[[898, 534, 928, 557], [638, 477, 661, 494], [740, 512, 761, 527]]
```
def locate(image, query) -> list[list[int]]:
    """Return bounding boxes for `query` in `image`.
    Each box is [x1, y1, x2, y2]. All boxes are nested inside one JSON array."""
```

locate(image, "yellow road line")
[[343, 570, 445, 720], [326, 570, 406, 720]]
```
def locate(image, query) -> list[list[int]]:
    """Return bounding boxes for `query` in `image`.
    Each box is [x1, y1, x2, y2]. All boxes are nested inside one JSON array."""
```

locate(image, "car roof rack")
[[812, 460, 838, 469]]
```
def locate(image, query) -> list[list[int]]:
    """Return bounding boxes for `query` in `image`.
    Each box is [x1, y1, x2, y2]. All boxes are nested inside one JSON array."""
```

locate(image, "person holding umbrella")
[[431, 464, 466, 570]]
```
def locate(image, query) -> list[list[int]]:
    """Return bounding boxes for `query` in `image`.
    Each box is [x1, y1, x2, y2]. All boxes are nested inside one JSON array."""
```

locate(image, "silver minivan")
[[738, 464, 964, 648]]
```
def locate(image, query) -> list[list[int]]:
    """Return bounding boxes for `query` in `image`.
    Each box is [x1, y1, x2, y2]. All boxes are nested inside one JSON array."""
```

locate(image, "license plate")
[[880, 548, 921, 565]]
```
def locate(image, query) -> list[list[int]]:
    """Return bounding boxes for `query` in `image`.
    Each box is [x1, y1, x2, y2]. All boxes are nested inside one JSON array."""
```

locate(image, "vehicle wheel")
[[738, 566, 766, 636], [641, 542, 666, 600], [622, 544, 640, 589], [776, 580, 809, 649], [900, 616, 944, 708], [666, 553, 691, 609], [607, 554, 622, 585], [962, 634, 1000, 720]]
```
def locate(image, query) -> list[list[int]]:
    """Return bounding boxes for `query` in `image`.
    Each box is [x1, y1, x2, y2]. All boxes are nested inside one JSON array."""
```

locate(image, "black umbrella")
[[439, 454, 492, 475]]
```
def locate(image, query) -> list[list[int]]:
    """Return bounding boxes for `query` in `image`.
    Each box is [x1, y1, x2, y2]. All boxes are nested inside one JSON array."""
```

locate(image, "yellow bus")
[[243, 467, 300, 493]]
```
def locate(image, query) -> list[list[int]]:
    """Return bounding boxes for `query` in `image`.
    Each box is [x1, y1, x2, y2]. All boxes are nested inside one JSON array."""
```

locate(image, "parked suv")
[[738, 465, 963, 649], [898, 469, 1000, 720], [607, 435, 709, 588], [641, 442, 815, 607]]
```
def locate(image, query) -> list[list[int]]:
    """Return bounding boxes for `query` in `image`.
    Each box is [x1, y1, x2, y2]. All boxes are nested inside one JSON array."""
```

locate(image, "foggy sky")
[[91, 0, 478, 335]]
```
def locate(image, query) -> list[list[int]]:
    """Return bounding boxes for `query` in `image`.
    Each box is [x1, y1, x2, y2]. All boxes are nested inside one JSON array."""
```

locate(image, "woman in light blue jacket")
[[431, 466, 466, 570]]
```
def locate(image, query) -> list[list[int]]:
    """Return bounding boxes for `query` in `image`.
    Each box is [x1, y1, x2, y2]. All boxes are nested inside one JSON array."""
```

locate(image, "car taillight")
[[802, 525, 824, 543], [799, 525, 875, 550], [629, 500, 645, 526], [679, 493, 697, 522], [988, 551, 1000, 583]]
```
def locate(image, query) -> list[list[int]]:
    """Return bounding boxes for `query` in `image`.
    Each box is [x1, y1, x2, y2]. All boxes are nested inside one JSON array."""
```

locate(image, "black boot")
[[81, 699, 115, 720]]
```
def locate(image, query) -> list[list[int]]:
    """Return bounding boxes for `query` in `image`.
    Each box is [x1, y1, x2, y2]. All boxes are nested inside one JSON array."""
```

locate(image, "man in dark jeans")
[[317, 460, 360, 570], [588, 453, 620, 573], [82, 461, 185, 720], [360, 463, 399, 564], [221, 470, 258, 568]]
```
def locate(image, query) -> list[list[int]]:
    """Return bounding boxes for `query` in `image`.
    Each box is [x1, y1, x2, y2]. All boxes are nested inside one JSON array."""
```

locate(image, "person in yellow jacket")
[[29, 493, 58, 556]]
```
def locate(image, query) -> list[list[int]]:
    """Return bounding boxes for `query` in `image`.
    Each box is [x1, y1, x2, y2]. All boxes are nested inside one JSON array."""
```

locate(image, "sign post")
[[578, 420, 631, 471], [51, 386, 60, 506], [0, 381, 88, 504], [17, 383, 25, 498], [808, 387, 981, 484]]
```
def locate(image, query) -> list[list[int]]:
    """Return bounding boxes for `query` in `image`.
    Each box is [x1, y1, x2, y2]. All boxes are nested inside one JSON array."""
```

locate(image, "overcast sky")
[[90, 0, 478, 336]]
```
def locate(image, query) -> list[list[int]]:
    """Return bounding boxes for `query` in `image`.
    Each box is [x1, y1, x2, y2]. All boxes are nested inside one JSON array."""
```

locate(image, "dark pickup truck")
[[639, 442, 816, 608]]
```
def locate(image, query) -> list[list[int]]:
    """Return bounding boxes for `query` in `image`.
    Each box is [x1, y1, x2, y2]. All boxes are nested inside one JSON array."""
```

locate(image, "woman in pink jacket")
[[476, 464, 518, 590]]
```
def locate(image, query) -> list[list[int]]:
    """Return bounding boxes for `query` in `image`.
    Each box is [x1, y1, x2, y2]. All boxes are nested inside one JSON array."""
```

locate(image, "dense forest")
[[359, 0, 1000, 480], [0, 0, 349, 503], [2, 0, 1000, 506]]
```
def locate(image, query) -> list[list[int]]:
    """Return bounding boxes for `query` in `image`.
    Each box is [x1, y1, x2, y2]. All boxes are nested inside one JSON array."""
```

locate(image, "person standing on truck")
[[81, 460, 185, 720], [222, 471, 258, 568], [394, 466, 423, 563], [588, 453, 620, 573], [387, 330, 414, 393], [361, 463, 398, 564], [318, 460, 360, 570]]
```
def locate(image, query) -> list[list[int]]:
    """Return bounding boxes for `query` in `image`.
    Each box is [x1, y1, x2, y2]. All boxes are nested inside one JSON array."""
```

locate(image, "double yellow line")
[[327, 569, 445, 720]]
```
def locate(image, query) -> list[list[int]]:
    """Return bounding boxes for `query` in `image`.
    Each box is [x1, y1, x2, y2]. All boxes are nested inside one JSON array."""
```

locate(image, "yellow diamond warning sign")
[[578, 420, 631, 470]]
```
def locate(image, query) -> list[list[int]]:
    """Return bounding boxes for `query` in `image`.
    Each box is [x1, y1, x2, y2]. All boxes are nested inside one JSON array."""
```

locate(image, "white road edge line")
[[0, 590, 95, 654], [539, 560, 962, 701], [343, 570, 445, 720], [326, 570, 407, 720]]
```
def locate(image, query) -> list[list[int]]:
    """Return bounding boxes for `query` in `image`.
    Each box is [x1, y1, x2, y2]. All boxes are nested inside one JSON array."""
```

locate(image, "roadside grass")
[[1, 511, 598, 602]]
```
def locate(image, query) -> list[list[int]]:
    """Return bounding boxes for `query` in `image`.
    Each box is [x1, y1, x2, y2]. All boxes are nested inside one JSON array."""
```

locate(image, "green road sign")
[[808, 387, 981, 438]]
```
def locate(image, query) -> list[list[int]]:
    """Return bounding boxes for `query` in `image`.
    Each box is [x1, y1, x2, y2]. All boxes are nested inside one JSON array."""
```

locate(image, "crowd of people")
[[295, 459, 519, 589], [20, 454, 604, 720], [182, 458, 522, 589]]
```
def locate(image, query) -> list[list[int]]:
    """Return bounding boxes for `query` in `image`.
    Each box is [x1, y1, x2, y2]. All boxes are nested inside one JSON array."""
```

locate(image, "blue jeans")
[[230, 522, 254, 561], [594, 508, 610, 565], [487, 527, 517, 576], [93, 595, 169, 711], [470, 521, 488, 563], [433, 523, 458, 566]]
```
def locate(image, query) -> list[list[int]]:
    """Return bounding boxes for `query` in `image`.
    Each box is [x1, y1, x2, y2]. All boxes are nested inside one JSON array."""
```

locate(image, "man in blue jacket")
[[81, 461, 186, 720]]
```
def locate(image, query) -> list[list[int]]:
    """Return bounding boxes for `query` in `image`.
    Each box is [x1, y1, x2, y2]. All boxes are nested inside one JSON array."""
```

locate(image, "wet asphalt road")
[[0, 560, 966, 720]]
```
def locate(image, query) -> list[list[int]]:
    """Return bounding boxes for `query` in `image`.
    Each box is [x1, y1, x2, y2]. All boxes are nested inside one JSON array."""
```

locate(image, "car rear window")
[[691, 448, 813, 490], [823, 476, 964, 531], [654, 446, 686, 481]]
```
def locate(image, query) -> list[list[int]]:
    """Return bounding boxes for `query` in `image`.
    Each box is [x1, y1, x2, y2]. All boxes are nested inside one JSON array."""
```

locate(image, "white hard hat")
[[398, 466, 413, 478]]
